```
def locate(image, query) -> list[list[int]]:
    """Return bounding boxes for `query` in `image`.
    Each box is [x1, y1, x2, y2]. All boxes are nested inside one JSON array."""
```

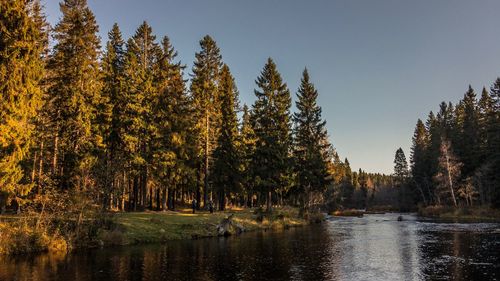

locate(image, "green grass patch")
[[101, 207, 309, 246]]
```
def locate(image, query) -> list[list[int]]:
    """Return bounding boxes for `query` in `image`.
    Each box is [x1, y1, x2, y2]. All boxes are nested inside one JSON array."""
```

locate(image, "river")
[[1, 213, 499, 281]]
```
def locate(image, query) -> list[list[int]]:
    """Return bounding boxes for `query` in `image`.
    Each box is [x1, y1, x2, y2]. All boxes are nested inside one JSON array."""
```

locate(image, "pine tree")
[[437, 101, 454, 139], [340, 158, 354, 207], [488, 78, 500, 207], [212, 65, 240, 211], [251, 58, 292, 211], [478, 87, 494, 160], [121, 21, 158, 210], [459, 85, 480, 176], [48, 0, 101, 190], [394, 148, 410, 210], [0, 0, 46, 212], [151, 36, 194, 211], [190, 35, 223, 208], [410, 119, 429, 205], [100, 23, 125, 209], [240, 104, 256, 207], [425, 111, 441, 198], [394, 149, 409, 181], [29, 0, 52, 198], [292, 69, 331, 210]]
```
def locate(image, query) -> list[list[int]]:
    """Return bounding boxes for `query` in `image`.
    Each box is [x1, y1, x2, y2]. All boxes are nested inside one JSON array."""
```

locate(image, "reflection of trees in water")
[[1, 221, 498, 281], [418, 227, 498, 281], [395, 222, 421, 280]]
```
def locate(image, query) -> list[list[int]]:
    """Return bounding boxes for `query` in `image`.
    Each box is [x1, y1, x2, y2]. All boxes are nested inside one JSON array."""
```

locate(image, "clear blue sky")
[[43, 0, 500, 174]]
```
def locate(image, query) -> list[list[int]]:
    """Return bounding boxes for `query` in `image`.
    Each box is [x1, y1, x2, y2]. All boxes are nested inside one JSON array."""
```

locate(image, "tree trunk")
[[219, 189, 225, 211], [417, 185, 427, 206], [156, 188, 161, 211], [204, 109, 209, 209], [52, 134, 58, 175], [120, 171, 126, 211], [172, 186, 176, 210], [266, 190, 272, 212], [133, 176, 139, 211], [38, 141, 44, 194], [445, 152, 457, 207], [162, 186, 167, 211], [196, 168, 202, 210], [0, 193, 6, 214], [31, 151, 37, 183]]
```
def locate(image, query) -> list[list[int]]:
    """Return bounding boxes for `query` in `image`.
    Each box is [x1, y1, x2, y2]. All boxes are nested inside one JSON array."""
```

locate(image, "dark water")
[[1, 213, 499, 281]]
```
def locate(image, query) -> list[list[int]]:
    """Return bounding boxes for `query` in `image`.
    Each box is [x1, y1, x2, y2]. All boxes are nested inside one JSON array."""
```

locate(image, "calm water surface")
[[1, 213, 499, 281]]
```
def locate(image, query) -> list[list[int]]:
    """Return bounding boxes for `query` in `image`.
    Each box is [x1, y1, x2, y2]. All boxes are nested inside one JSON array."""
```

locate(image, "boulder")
[[216, 214, 245, 236]]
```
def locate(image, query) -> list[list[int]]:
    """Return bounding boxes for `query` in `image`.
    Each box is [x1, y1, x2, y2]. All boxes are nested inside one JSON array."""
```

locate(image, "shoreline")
[[101, 207, 311, 246], [417, 205, 500, 223], [0, 207, 318, 256]]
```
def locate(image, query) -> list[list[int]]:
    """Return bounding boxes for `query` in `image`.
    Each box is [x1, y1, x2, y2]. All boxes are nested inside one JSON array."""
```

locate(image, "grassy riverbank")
[[0, 207, 314, 255], [100, 207, 309, 246], [418, 205, 500, 222]]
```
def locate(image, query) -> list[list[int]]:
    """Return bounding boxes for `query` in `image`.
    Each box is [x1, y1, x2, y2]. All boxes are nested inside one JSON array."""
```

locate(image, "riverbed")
[[1, 213, 498, 281]]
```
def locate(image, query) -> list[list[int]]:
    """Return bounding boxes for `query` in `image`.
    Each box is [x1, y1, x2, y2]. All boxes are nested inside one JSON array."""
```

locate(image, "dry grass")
[[0, 221, 67, 255], [330, 209, 364, 217], [418, 205, 500, 221]]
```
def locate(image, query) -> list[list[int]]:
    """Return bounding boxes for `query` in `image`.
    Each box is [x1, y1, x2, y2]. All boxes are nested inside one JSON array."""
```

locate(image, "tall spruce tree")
[[48, 0, 101, 190], [489, 78, 500, 207], [27, 0, 50, 197], [478, 87, 494, 160], [459, 85, 480, 176], [251, 58, 292, 211], [394, 148, 410, 210], [425, 111, 441, 197], [292, 69, 331, 210], [410, 119, 429, 205], [341, 158, 354, 206], [150, 36, 194, 211], [190, 35, 223, 208], [212, 65, 240, 211], [0, 0, 46, 212], [240, 104, 257, 207], [121, 21, 158, 210], [100, 23, 125, 209]]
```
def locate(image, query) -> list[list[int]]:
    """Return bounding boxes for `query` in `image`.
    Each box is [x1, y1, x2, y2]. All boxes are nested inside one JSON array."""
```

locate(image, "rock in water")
[[397, 216, 403, 221], [216, 214, 245, 236]]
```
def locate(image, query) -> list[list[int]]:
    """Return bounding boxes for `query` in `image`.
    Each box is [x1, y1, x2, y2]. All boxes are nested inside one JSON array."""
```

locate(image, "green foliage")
[[292, 69, 331, 209], [48, 0, 101, 189], [251, 58, 292, 211], [0, 0, 46, 203], [150, 36, 196, 209], [410, 83, 499, 208], [212, 65, 241, 210], [97, 23, 126, 208], [190, 35, 224, 207]]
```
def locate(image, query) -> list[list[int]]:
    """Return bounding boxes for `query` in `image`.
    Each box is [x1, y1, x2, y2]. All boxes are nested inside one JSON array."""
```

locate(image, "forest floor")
[[101, 207, 311, 246], [418, 205, 500, 222]]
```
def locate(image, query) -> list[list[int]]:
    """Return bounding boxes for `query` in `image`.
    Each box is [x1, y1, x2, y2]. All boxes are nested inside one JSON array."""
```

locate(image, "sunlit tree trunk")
[[445, 152, 458, 207]]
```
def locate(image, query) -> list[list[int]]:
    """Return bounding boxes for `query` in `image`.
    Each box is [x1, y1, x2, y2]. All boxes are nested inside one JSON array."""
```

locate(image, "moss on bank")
[[418, 205, 500, 222]]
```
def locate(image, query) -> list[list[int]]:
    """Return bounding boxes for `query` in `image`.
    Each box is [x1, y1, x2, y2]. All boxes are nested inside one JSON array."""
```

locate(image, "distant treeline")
[[408, 83, 500, 208], [1, 0, 403, 214]]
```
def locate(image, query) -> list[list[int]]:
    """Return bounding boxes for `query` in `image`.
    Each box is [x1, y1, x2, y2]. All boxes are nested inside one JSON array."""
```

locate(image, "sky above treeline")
[[42, 0, 500, 174]]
